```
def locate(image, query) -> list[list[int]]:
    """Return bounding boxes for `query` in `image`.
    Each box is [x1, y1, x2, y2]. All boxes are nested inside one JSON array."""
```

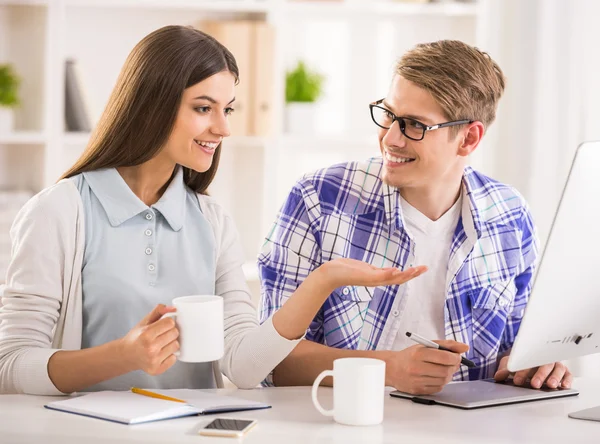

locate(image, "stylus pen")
[[406, 331, 476, 368]]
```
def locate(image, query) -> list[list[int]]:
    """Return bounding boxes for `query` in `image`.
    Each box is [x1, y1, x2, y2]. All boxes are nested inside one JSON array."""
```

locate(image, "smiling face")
[[160, 70, 236, 173], [378, 75, 470, 190]]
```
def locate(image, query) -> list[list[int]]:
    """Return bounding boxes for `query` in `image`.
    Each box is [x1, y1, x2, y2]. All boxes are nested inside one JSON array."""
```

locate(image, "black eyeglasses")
[[369, 99, 473, 141]]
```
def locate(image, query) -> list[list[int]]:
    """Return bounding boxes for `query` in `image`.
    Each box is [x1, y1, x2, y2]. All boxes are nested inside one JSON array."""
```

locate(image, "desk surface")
[[2, 379, 600, 444]]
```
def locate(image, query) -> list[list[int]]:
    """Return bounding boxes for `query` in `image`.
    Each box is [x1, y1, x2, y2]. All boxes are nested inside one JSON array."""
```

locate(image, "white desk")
[[2, 379, 600, 444]]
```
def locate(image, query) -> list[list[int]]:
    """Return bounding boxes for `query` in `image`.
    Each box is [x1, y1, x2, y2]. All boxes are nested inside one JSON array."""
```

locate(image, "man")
[[259, 40, 571, 395]]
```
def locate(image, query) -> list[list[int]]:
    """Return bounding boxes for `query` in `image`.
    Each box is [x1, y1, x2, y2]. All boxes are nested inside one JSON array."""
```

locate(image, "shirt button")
[[145, 229, 152, 236], [145, 213, 153, 220], [498, 299, 508, 307], [148, 264, 155, 271], [342, 287, 350, 296], [392, 310, 400, 317], [145, 248, 152, 255]]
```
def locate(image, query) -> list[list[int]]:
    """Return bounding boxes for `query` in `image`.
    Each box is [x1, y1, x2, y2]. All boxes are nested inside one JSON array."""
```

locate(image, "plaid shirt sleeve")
[[257, 182, 326, 387], [499, 203, 540, 354], [258, 182, 325, 341]]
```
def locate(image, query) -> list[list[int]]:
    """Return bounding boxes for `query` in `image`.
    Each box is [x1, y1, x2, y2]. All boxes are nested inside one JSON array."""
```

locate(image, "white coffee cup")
[[311, 357, 386, 426], [162, 295, 224, 362]]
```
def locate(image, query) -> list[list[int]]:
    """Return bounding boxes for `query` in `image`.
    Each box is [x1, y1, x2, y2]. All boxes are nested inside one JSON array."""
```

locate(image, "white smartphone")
[[198, 417, 258, 438]]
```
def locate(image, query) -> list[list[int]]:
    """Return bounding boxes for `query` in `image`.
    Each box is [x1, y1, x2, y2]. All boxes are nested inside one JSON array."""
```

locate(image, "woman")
[[0, 25, 426, 395]]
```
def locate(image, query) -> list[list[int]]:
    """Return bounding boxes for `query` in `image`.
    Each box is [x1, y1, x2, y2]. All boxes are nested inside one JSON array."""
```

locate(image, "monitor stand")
[[569, 406, 600, 422]]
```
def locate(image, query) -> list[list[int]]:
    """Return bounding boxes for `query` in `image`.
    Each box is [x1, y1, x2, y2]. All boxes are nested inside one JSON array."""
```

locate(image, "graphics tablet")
[[390, 379, 579, 409]]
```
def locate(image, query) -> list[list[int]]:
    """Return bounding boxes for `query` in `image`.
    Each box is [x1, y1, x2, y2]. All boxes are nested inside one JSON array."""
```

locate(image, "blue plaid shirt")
[[259, 157, 538, 381]]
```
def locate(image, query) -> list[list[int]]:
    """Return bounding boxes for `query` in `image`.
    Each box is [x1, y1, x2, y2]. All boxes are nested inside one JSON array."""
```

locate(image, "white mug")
[[162, 295, 224, 362], [311, 357, 386, 426]]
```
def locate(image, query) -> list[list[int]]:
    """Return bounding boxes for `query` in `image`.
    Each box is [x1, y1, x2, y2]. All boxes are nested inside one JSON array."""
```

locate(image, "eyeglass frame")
[[369, 98, 474, 141]]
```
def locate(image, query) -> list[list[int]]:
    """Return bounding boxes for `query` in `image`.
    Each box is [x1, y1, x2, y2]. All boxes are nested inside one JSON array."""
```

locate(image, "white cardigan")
[[0, 179, 299, 395]]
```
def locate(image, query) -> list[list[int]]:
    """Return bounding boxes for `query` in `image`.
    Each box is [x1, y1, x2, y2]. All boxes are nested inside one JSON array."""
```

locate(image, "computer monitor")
[[507, 140, 600, 421]]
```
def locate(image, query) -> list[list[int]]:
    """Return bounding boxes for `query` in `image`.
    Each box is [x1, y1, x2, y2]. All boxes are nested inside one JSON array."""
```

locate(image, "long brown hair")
[[61, 25, 239, 194]]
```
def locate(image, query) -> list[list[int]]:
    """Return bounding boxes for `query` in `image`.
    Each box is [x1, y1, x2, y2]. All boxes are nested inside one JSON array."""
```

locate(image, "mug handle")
[[311, 370, 334, 417], [160, 312, 180, 357]]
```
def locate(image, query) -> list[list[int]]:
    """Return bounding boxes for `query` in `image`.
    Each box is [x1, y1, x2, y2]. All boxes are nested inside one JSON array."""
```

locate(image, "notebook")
[[44, 389, 271, 425]]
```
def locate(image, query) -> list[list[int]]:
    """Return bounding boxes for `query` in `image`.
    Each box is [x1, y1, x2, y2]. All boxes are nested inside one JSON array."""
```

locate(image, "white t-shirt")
[[393, 193, 462, 350]]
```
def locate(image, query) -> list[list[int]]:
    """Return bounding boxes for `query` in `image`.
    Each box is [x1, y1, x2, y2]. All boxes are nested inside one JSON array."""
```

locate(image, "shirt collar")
[[379, 162, 481, 238], [461, 166, 486, 238], [382, 181, 403, 233], [83, 166, 187, 231], [152, 167, 187, 231]]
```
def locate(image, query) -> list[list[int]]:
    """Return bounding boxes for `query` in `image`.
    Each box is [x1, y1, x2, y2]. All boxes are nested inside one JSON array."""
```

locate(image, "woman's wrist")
[[111, 338, 137, 374], [47, 340, 137, 393], [309, 261, 338, 294]]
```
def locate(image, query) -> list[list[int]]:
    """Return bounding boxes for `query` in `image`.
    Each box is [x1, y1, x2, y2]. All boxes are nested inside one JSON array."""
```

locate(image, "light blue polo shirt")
[[73, 167, 217, 391]]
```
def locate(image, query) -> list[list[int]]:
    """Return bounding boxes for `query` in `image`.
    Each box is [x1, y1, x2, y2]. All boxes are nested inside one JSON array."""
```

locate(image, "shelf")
[[278, 133, 379, 149], [373, 1, 478, 17], [65, 0, 271, 13], [57, 0, 476, 17], [0, 0, 48, 5], [284, 1, 478, 18], [226, 135, 270, 146], [0, 131, 46, 145]]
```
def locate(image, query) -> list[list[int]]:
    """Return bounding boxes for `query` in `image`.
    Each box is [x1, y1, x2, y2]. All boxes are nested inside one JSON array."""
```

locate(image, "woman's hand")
[[47, 304, 180, 393], [317, 258, 427, 291], [271, 258, 427, 341], [117, 304, 180, 376]]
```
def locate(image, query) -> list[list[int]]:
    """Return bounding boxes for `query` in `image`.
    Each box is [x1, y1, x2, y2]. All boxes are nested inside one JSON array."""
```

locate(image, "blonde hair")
[[396, 40, 505, 131]]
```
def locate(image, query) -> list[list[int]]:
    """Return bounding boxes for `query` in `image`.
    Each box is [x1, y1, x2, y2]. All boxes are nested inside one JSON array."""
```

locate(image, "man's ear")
[[457, 121, 485, 157]]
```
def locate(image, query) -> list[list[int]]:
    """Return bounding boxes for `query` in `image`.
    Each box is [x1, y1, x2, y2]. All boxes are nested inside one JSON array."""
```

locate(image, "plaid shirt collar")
[[381, 163, 485, 239]]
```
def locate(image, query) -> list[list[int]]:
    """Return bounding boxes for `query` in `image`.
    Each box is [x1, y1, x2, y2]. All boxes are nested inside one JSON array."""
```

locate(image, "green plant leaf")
[[0, 64, 20, 107], [285, 61, 324, 103]]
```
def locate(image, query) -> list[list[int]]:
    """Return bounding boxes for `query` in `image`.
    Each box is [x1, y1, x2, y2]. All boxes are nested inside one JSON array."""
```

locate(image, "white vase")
[[285, 102, 317, 135], [0, 107, 15, 133]]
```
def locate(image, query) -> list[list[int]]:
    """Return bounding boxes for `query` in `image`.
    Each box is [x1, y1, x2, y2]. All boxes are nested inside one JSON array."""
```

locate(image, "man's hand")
[[494, 356, 573, 389], [384, 340, 469, 395]]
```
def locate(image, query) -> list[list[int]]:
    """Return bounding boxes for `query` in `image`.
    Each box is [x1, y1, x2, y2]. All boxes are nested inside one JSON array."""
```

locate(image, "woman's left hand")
[[318, 258, 427, 291], [270, 258, 428, 341]]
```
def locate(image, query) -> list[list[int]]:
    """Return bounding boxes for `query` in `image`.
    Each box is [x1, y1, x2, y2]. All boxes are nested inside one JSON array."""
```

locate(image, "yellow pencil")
[[131, 387, 186, 403]]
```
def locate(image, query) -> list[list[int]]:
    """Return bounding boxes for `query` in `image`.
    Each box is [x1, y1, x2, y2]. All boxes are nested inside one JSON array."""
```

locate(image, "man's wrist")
[[377, 350, 394, 386]]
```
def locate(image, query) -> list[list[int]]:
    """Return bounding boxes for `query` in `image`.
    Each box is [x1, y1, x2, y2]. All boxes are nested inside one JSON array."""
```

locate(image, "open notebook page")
[[150, 389, 270, 413], [45, 391, 199, 425]]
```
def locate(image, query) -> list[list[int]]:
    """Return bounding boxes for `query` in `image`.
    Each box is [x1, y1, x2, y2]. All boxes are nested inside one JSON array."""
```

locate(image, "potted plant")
[[0, 64, 20, 133], [285, 61, 324, 134]]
